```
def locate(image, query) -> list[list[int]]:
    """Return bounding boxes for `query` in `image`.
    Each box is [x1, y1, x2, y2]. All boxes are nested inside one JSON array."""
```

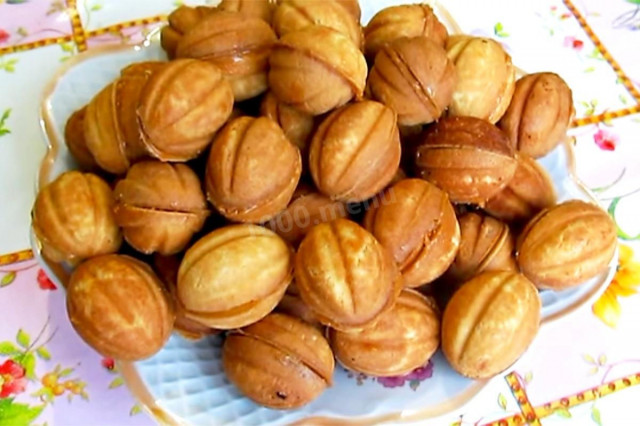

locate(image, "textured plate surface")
[[33, 1, 617, 424]]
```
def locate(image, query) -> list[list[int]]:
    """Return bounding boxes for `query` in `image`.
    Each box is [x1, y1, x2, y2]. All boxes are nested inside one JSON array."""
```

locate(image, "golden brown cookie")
[[205, 116, 302, 223], [114, 161, 209, 255], [269, 26, 367, 115], [309, 100, 401, 202], [295, 219, 403, 331], [177, 225, 293, 329], [223, 313, 334, 409], [329, 289, 440, 377], [517, 200, 617, 290], [67, 254, 174, 360], [32, 171, 121, 264]]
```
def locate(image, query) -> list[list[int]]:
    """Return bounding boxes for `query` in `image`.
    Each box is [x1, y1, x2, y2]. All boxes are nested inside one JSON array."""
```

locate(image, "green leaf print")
[[0, 272, 16, 286], [591, 405, 603, 426], [59, 367, 74, 378], [0, 108, 11, 137], [16, 329, 30, 349], [497, 392, 507, 410], [36, 347, 51, 361], [493, 22, 509, 37], [0, 399, 44, 426], [554, 407, 572, 418], [20, 352, 36, 380], [587, 47, 605, 61], [129, 404, 143, 416], [60, 43, 75, 53], [0, 341, 20, 355], [524, 371, 533, 384], [108, 376, 124, 389], [0, 58, 18, 73], [608, 197, 640, 240]]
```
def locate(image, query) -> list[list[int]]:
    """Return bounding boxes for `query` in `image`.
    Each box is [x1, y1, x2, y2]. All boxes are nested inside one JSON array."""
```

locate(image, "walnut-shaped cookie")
[[295, 219, 403, 331], [269, 26, 367, 115], [273, 0, 363, 48], [64, 107, 97, 170], [223, 313, 334, 408], [498, 72, 574, 158], [329, 289, 440, 377], [161, 5, 213, 58], [414, 116, 517, 205], [177, 225, 293, 329], [114, 161, 209, 255], [83, 63, 160, 175], [446, 35, 515, 123], [367, 36, 456, 126], [67, 254, 174, 360], [83, 81, 131, 174], [484, 153, 556, 224], [364, 179, 460, 287], [442, 271, 540, 379], [206, 116, 302, 223], [116, 62, 165, 163], [364, 4, 448, 61], [32, 171, 121, 264], [444, 212, 517, 287], [516, 200, 617, 290], [175, 11, 276, 101], [309, 100, 401, 202], [137, 59, 234, 162]]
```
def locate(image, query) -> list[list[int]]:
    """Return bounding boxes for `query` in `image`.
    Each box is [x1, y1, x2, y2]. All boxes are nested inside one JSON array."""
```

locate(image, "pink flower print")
[[594, 129, 619, 151], [564, 36, 584, 51], [0, 29, 9, 44], [376, 375, 406, 388], [37, 269, 57, 290], [375, 361, 434, 388], [404, 361, 434, 381], [101, 357, 116, 371], [0, 359, 28, 398]]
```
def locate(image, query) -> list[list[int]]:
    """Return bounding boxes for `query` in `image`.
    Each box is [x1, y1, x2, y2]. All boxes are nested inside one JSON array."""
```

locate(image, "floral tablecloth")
[[1, 0, 639, 425]]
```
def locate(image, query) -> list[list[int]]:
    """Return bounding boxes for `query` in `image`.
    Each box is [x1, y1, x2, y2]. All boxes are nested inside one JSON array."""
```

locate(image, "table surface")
[[1, 0, 640, 425]]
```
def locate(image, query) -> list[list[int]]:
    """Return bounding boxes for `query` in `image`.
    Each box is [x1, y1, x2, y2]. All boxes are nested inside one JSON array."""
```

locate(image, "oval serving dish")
[[32, 1, 617, 424]]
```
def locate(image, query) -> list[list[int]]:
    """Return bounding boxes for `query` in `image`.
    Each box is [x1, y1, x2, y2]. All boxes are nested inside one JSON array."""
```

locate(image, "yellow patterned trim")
[[0, 36, 74, 56], [0, 249, 34, 267], [65, 0, 88, 52], [0, 17, 167, 57], [563, 0, 640, 104], [571, 105, 640, 127], [505, 373, 541, 425], [85, 15, 167, 38], [487, 371, 640, 424], [534, 373, 640, 417]]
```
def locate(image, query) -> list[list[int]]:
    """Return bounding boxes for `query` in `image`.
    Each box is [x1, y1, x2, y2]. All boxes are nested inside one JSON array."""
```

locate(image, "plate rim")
[[31, 16, 618, 426]]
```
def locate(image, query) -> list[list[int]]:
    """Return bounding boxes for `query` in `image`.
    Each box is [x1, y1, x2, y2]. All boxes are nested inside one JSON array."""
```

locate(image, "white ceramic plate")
[[32, 2, 617, 424]]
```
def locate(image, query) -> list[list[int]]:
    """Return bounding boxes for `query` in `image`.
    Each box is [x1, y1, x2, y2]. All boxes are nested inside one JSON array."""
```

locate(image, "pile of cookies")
[[32, 0, 617, 410]]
